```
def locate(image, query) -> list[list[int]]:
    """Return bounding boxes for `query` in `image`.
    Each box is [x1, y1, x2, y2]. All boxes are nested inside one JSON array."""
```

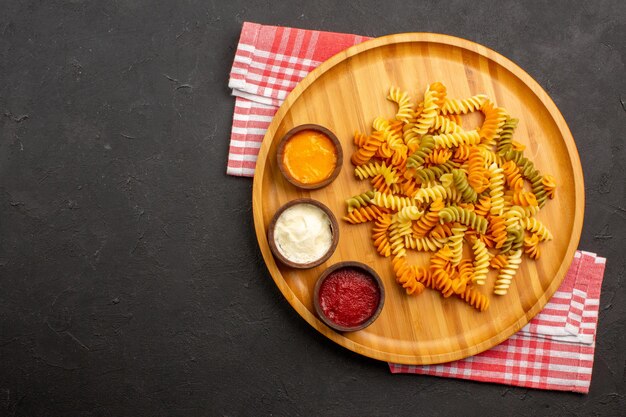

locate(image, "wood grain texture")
[[252, 33, 584, 365]]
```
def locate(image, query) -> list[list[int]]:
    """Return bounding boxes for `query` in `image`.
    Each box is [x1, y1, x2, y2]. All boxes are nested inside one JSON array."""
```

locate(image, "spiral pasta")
[[451, 169, 478, 203], [392, 256, 425, 295], [438, 206, 488, 234], [440, 94, 488, 115], [413, 86, 439, 135], [425, 148, 453, 165], [471, 237, 490, 285], [346, 190, 375, 211], [501, 160, 524, 191], [542, 174, 557, 199], [405, 235, 447, 251], [479, 100, 507, 143], [341, 82, 557, 311], [432, 115, 463, 134], [493, 249, 523, 295], [351, 132, 385, 166], [387, 87, 414, 123], [414, 184, 457, 204], [448, 224, 467, 266], [523, 233, 541, 260], [343, 205, 389, 224], [496, 117, 518, 154], [523, 217, 553, 241], [433, 130, 481, 148], [407, 135, 436, 168], [372, 191, 414, 211]]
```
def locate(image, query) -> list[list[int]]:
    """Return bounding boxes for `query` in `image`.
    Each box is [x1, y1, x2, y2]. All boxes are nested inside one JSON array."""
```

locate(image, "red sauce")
[[318, 267, 381, 328]]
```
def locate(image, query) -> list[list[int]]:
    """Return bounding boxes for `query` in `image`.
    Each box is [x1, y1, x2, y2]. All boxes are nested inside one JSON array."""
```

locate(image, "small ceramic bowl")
[[267, 198, 339, 269], [313, 261, 385, 332], [276, 124, 343, 190]]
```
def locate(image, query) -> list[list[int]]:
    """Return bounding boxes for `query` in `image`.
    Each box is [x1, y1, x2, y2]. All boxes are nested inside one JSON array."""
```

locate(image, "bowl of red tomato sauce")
[[313, 262, 385, 332]]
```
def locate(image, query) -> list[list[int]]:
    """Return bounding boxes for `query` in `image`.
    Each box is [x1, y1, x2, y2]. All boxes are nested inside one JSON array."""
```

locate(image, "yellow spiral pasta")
[[372, 191, 414, 211], [493, 249, 523, 295], [471, 237, 490, 285], [432, 115, 463, 134], [542, 174, 557, 199], [523, 217, 553, 241], [414, 184, 456, 204], [488, 163, 505, 216], [433, 130, 481, 148], [440, 94, 488, 115], [397, 206, 423, 222], [448, 224, 467, 266], [387, 87, 414, 123], [413, 86, 439, 135], [523, 233, 541, 260]]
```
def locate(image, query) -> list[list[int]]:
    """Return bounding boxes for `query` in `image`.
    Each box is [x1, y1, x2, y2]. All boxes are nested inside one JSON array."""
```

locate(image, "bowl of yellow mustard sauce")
[[276, 124, 343, 190]]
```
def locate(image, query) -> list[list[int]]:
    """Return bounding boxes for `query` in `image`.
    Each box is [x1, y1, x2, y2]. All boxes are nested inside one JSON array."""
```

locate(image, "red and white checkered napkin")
[[227, 22, 607, 393]]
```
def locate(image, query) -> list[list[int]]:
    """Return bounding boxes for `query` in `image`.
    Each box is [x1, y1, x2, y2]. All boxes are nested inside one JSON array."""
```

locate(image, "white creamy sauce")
[[273, 203, 333, 264]]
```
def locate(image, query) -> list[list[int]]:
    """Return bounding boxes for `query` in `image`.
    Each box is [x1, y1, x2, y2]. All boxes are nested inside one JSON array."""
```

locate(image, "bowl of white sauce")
[[268, 199, 339, 269]]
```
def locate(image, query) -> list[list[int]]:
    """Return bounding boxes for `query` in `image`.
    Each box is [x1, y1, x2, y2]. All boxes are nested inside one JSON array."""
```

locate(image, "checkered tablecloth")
[[227, 22, 606, 393]]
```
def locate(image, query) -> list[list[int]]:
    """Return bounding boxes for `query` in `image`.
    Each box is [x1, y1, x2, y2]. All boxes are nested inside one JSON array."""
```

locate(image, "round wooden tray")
[[252, 33, 584, 365]]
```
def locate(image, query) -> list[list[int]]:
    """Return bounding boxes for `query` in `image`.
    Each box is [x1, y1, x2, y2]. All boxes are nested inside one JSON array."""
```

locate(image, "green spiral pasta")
[[345, 190, 375, 212], [451, 169, 478, 203], [530, 174, 548, 208], [407, 135, 436, 168], [496, 117, 519, 154], [502, 150, 539, 179], [413, 160, 458, 182], [438, 206, 488, 234], [388, 219, 408, 257]]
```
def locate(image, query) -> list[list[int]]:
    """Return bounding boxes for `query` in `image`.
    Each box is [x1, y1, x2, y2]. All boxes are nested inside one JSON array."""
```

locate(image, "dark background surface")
[[1, 1, 625, 416]]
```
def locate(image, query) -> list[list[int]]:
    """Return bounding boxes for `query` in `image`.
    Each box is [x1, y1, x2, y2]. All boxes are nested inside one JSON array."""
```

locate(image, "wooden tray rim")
[[252, 32, 585, 364]]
